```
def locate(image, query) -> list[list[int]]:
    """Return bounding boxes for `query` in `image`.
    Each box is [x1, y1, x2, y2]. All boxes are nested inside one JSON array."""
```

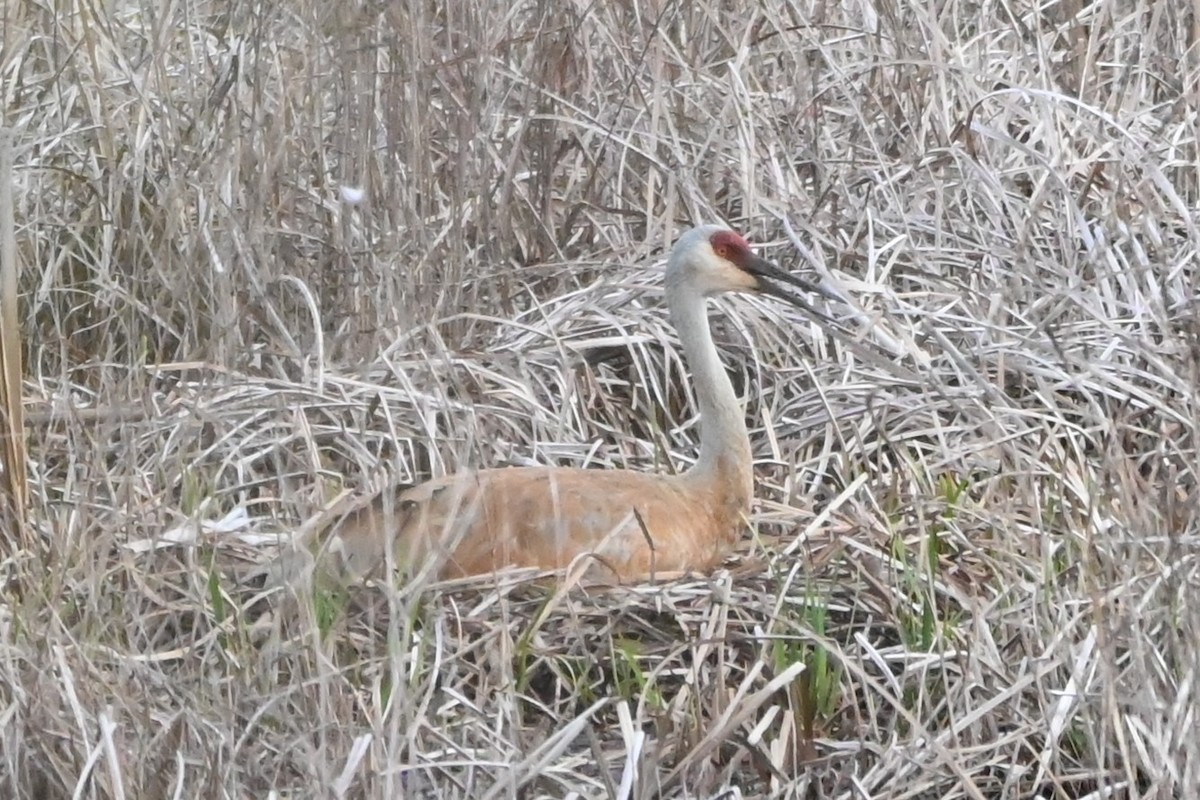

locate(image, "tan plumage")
[[288, 225, 831, 585], [317, 460, 750, 583]]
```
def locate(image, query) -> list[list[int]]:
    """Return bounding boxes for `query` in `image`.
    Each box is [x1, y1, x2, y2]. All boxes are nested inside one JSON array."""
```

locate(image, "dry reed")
[[1, 0, 1197, 797]]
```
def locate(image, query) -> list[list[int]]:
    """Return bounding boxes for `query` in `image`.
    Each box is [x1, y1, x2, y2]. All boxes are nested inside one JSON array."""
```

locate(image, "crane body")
[[299, 225, 829, 584], [320, 464, 747, 582]]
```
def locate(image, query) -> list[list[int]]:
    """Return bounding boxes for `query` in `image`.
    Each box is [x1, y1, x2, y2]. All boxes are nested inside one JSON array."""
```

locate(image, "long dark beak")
[[742, 255, 842, 324]]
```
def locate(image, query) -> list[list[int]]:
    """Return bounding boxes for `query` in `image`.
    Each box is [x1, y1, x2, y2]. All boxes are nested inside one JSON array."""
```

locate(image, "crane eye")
[[714, 244, 729, 260]]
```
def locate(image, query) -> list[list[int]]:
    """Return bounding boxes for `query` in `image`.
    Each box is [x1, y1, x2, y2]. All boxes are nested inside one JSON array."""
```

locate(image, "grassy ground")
[[2, 0, 1198, 797]]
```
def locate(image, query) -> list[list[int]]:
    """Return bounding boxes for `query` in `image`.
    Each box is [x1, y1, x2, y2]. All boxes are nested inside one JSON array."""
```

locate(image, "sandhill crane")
[[296, 225, 833, 585]]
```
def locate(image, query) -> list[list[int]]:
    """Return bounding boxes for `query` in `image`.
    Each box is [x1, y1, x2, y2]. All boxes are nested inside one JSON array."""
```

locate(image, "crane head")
[[668, 225, 835, 320]]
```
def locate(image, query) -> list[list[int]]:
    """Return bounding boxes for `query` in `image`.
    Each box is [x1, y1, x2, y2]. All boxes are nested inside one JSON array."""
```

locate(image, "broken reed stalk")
[[0, 127, 29, 549]]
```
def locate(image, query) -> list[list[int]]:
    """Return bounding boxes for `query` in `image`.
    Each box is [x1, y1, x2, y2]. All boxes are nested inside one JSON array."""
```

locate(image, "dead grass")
[[1, 0, 1198, 797]]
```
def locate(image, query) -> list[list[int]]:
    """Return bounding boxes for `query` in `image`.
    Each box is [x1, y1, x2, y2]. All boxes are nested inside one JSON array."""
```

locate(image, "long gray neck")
[[668, 285, 753, 496]]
